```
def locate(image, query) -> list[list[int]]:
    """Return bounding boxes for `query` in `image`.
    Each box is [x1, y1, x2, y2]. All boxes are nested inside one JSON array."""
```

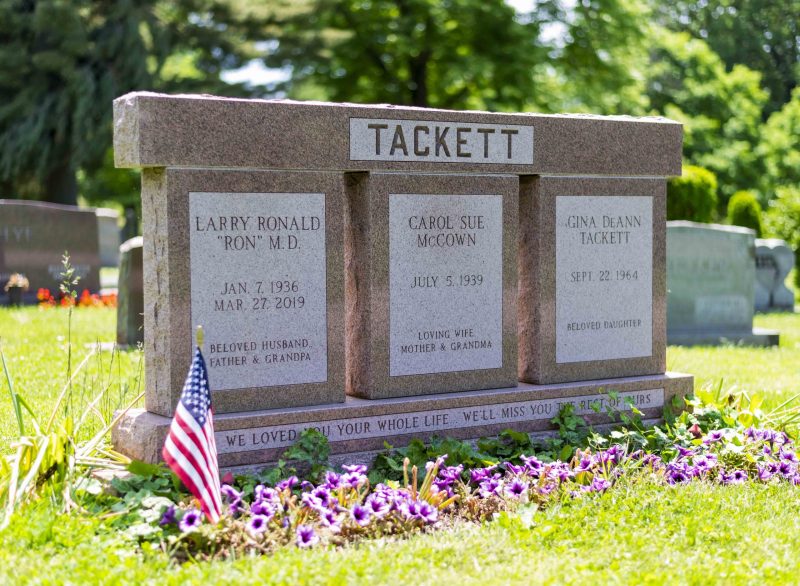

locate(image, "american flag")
[[162, 346, 223, 523]]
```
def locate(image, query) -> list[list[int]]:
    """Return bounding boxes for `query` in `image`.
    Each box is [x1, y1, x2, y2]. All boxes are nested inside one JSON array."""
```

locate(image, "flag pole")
[[196, 325, 204, 349]]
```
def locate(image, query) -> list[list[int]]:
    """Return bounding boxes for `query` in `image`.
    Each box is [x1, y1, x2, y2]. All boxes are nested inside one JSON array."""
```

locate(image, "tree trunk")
[[43, 161, 78, 206]]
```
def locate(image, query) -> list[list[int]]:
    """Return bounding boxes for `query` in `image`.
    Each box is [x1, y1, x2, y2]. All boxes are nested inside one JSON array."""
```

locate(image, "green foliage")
[[259, 0, 649, 114], [727, 190, 764, 236], [0, 1, 259, 204], [666, 165, 718, 222], [758, 88, 800, 198], [655, 1, 800, 116], [764, 185, 800, 289], [279, 428, 331, 483], [647, 30, 768, 205]]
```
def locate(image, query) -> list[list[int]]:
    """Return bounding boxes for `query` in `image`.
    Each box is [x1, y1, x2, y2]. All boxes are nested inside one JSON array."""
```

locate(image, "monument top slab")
[[114, 92, 682, 177]]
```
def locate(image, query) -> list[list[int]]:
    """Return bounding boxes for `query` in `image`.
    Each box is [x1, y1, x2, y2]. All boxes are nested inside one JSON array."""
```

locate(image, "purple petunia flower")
[[311, 486, 334, 507], [247, 514, 270, 535], [666, 462, 691, 485], [418, 502, 438, 524], [778, 461, 796, 478], [505, 478, 529, 498], [322, 471, 342, 490], [341, 471, 367, 489], [301, 492, 325, 511], [159, 505, 177, 527], [179, 508, 202, 532], [296, 524, 319, 548], [692, 454, 717, 474], [319, 508, 342, 532], [221, 484, 243, 514], [581, 477, 611, 492], [255, 485, 280, 504], [365, 495, 391, 518], [470, 466, 498, 484], [276, 476, 299, 491], [520, 455, 544, 476], [780, 448, 798, 463], [720, 470, 748, 485], [478, 477, 502, 498], [703, 430, 725, 444], [350, 504, 372, 526], [250, 500, 276, 518], [676, 445, 695, 459], [342, 464, 368, 475], [504, 463, 527, 476], [575, 455, 595, 473], [758, 463, 777, 482]]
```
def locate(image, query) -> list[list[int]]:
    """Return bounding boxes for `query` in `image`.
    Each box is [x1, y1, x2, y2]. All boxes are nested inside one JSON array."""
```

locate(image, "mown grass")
[[0, 307, 143, 449], [668, 312, 800, 409], [0, 306, 799, 584], [2, 480, 800, 585]]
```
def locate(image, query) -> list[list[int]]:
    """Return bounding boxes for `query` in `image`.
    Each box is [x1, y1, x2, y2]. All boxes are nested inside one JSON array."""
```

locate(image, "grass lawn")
[[0, 306, 799, 584]]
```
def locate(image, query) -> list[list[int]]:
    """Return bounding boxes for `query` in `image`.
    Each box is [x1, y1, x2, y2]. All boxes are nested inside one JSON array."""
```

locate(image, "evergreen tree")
[[0, 0, 258, 205]]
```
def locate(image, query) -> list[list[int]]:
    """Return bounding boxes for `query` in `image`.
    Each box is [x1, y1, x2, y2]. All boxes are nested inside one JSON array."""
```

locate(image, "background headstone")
[[666, 221, 779, 345], [755, 238, 795, 312], [95, 208, 121, 268], [116, 236, 143, 347], [0, 199, 101, 302]]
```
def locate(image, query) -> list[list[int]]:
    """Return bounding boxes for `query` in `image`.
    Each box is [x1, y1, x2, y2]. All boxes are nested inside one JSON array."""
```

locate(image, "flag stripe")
[[175, 406, 216, 474], [163, 439, 220, 522], [174, 414, 221, 512], [168, 420, 222, 514]]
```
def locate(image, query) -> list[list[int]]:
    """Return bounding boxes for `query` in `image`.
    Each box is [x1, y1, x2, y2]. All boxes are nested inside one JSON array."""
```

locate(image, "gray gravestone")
[[116, 236, 143, 347], [95, 208, 121, 268], [0, 200, 101, 302], [666, 221, 779, 346], [755, 239, 795, 312], [110, 93, 693, 469]]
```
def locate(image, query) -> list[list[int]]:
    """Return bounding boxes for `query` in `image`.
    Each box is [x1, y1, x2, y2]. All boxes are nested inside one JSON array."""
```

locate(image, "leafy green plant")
[[667, 165, 718, 222], [727, 190, 764, 236], [764, 185, 800, 289]]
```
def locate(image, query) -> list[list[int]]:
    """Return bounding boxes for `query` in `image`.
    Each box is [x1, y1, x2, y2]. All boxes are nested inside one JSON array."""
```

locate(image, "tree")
[[0, 1, 259, 205], [645, 30, 768, 207], [758, 87, 800, 198], [654, 0, 800, 116], [258, 0, 649, 114]]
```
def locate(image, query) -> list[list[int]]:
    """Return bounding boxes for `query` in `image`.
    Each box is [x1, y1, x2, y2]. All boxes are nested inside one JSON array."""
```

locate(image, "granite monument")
[[111, 93, 693, 469]]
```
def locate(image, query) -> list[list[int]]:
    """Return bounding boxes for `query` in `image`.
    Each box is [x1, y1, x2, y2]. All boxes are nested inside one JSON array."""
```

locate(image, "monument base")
[[667, 328, 779, 347], [113, 372, 693, 470]]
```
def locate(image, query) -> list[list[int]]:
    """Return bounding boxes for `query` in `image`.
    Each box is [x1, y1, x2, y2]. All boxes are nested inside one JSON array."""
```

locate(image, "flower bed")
[[118, 417, 800, 561], [37, 288, 117, 308]]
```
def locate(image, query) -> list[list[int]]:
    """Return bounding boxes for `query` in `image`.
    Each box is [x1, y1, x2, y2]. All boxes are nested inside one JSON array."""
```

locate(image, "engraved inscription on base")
[[217, 389, 664, 453]]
